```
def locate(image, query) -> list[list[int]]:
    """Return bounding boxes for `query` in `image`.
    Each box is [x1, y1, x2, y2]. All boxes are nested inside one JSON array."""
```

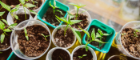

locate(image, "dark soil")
[[25, 0, 42, 10], [121, 28, 140, 57], [43, 7, 66, 26], [1, 0, 20, 6], [109, 56, 124, 60], [73, 48, 93, 60], [86, 26, 107, 49], [71, 14, 88, 30], [52, 49, 70, 60], [54, 28, 74, 48], [14, 14, 29, 24], [14, 56, 24, 60], [31, 13, 36, 18], [0, 8, 9, 20], [0, 49, 12, 60], [18, 25, 50, 57]]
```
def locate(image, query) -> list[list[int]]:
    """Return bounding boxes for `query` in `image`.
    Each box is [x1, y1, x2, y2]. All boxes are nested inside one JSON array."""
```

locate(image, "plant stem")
[[76, 8, 79, 20], [23, 5, 27, 20], [0, 7, 3, 10], [64, 25, 69, 36]]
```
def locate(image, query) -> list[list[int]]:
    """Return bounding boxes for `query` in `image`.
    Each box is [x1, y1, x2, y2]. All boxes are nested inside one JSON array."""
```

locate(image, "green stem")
[[76, 8, 79, 20], [64, 25, 69, 36], [23, 5, 27, 20], [0, 7, 3, 10]]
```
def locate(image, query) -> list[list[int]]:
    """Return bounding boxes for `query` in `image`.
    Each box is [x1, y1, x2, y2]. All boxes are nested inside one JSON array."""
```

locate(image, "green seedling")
[[30, 10, 38, 15], [41, 34, 49, 41], [133, 29, 140, 37], [59, 56, 63, 60], [31, 0, 38, 5], [69, 3, 85, 19], [24, 28, 29, 41], [49, 0, 63, 15], [0, 1, 20, 20], [55, 15, 82, 44], [19, 0, 36, 19], [78, 54, 87, 58], [0, 21, 17, 43]]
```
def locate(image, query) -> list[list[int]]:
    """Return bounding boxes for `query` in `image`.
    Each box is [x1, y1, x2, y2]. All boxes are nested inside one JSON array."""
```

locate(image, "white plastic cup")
[[0, 45, 10, 51], [115, 21, 140, 59], [7, 6, 33, 25], [46, 47, 72, 60], [71, 45, 97, 60], [108, 55, 127, 60], [52, 25, 76, 49], [10, 20, 51, 59], [67, 8, 91, 32]]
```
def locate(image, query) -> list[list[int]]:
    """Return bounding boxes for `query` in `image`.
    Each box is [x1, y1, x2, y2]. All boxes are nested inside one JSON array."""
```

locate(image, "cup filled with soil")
[[37, 0, 69, 28], [82, 20, 116, 53], [108, 55, 127, 60], [7, 6, 33, 25], [46, 47, 72, 60], [71, 45, 97, 60], [10, 20, 51, 59], [67, 8, 91, 31], [116, 21, 140, 59], [52, 25, 76, 49]]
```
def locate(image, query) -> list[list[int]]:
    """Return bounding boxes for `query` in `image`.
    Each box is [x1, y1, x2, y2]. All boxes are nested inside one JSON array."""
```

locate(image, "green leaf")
[[96, 32, 101, 38], [25, 0, 28, 2], [91, 28, 95, 40], [78, 56, 82, 58], [30, 10, 38, 15], [49, 1, 54, 8], [14, 15, 19, 19], [9, 23, 17, 28], [19, 0, 25, 4], [25, 3, 36, 8], [0, 1, 11, 11], [55, 15, 68, 23], [78, 26, 90, 38], [69, 20, 82, 25], [56, 10, 63, 15], [1, 19, 8, 25], [98, 29, 103, 36], [69, 3, 85, 9], [85, 46, 88, 51], [83, 54, 87, 56], [0, 33, 5, 43], [94, 39, 106, 43], [71, 28, 81, 44], [0, 21, 5, 30], [0, 11, 5, 16], [10, 8, 18, 13], [103, 33, 110, 36], [53, 0, 56, 7], [15, 4, 20, 9], [24, 28, 29, 40], [3, 29, 11, 32]]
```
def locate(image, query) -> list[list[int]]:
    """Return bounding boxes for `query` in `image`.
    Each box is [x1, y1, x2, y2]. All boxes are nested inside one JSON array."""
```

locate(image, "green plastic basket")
[[37, 0, 69, 28], [82, 19, 116, 53]]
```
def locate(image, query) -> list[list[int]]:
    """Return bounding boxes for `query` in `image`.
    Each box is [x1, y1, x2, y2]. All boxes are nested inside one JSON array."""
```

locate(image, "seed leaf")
[[14, 15, 19, 19], [98, 29, 103, 36], [25, 3, 36, 8], [3, 29, 11, 32], [1, 19, 8, 25], [0, 11, 5, 16], [0, 21, 5, 30], [71, 28, 81, 44], [24, 28, 29, 40], [0, 33, 5, 43], [0, 1, 11, 11], [9, 23, 17, 28], [91, 28, 95, 40], [19, 0, 25, 4]]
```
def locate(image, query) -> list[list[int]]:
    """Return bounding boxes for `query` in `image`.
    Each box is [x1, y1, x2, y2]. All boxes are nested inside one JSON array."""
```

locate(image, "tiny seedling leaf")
[[24, 28, 29, 40], [0, 33, 5, 43], [14, 15, 19, 19], [1, 19, 8, 25], [69, 20, 82, 25], [19, 0, 25, 4], [96, 32, 101, 38], [83, 54, 87, 56], [0, 1, 11, 11], [3, 29, 11, 32], [98, 29, 103, 36], [71, 28, 81, 44], [15, 4, 20, 9], [10, 8, 18, 13], [91, 28, 95, 40], [30, 10, 38, 15], [25, 3, 36, 8], [9, 23, 17, 28], [0, 21, 5, 30], [85, 46, 88, 51], [0, 11, 5, 16], [103, 33, 110, 36]]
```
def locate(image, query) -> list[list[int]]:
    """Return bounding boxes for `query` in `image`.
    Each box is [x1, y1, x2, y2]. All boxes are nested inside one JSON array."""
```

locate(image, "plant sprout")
[[41, 34, 49, 41], [19, 0, 36, 19], [78, 54, 87, 58], [59, 56, 63, 60], [31, 0, 38, 5], [133, 29, 140, 37], [0, 21, 17, 43], [69, 3, 85, 19], [24, 28, 29, 41], [55, 15, 82, 44]]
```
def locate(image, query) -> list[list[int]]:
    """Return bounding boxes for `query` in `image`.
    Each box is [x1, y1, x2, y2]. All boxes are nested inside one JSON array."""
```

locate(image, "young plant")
[[69, 3, 85, 19], [41, 34, 49, 41], [0, 21, 17, 43], [19, 0, 36, 19], [78, 54, 87, 59], [133, 29, 140, 37], [24, 28, 29, 41], [31, 0, 38, 5]]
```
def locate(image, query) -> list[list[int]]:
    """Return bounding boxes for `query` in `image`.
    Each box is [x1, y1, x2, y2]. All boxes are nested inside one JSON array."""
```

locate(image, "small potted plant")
[[37, 0, 69, 28], [71, 45, 97, 60], [10, 20, 51, 59], [116, 21, 140, 59], [67, 3, 91, 31], [82, 19, 116, 53], [46, 47, 72, 60]]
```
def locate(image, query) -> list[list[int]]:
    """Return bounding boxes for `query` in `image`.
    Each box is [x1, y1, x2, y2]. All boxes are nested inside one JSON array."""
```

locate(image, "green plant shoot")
[[78, 54, 87, 58], [41, 34, 49, 41], [24, 28, 29, 41], [69, 3, 85, 19]]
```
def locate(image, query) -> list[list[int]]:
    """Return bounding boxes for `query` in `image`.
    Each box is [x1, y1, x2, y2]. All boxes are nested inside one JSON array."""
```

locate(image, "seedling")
[[31, 0, 38, 5], [0, 21, 17, 43], [133, 29, 140, 37], [55, 15, 82, 44], [24, 28, 29, 41], [59, 56, 63, 60], [78, 54, 87, 58], [41, 34, 49, 41], [69, 3, 85, 19], [19, 0, 36, 19], [30, 10, 38, 15]]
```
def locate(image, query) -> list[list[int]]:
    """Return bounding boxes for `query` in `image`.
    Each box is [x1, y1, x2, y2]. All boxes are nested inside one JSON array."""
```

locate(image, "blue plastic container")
[[37, 0, 69, 28], [82, 19, 116, 53]]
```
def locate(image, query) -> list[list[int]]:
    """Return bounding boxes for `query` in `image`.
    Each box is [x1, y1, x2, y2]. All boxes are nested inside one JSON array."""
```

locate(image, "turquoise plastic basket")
[[37, 0, 69, 28], [82, 19, 116, 53]]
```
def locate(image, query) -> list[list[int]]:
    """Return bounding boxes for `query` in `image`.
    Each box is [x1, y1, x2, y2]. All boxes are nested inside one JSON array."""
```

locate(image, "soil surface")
[[109, 56, 124, 60], [121, 28, 140, 57], [18, 25, 50, 57], [0, 49, 12, 60], [14, 14, 29, 24], [43, 7, 66, 26], [54, 28, 75, 48], [73, 48, 93, 60], [1, 0, 20, 6], [25, 0, 42, 10], [52, 49, 70, 60], [14, 56, 24, 60], [86, 26, 107, 49], [31, 13, 36, 18], [71, 14, 88, 30]]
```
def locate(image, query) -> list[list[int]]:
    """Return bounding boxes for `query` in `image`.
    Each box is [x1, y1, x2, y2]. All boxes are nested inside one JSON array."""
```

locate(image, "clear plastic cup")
[[10, 20, 51, 59], [115, 21, 140, 59], [46, 47, 72, 60], [71, 45, 97, 60], [108, 55, 127, 60], [67, 8, 91, 32]]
